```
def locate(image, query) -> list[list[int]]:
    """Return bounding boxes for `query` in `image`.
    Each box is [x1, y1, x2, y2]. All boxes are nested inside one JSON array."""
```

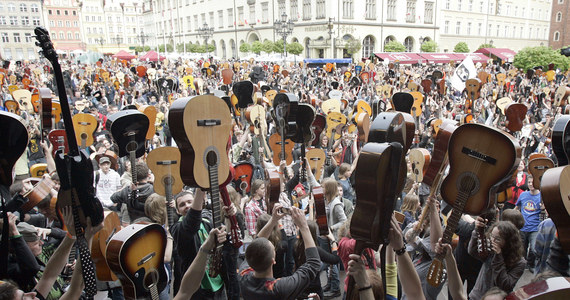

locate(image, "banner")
[[450, 56, 477, 91]]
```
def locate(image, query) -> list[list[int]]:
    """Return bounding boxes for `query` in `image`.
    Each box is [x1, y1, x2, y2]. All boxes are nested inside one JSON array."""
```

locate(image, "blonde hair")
[[322, 177, 339, 203], [144, 193, 167, 225], [401, 193, 420, 215]]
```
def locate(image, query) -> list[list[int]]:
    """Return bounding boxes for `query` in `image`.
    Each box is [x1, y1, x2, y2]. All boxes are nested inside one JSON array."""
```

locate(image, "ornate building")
[[549, 0, 570, 49], [44, 0, 84, 56], [0, 0, 45, 60]]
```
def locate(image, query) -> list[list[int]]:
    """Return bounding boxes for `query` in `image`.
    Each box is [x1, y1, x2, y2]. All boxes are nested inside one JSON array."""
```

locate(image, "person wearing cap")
[[95, 155, 121, 210]]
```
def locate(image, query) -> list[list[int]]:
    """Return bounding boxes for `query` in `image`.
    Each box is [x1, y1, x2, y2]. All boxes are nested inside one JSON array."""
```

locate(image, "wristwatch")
[[394, 246, 406, 256]]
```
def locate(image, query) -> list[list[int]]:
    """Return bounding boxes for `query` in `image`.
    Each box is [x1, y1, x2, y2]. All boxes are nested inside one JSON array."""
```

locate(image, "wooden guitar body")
[[72, 113, 98, 149], [265, 168, 281, 213], [313, 185, 329, 236], [306, 148, 326, 181], [48, 129, 68, 157], [410, 92, 424, 117], [310, 114, 326, 147], [441, 123, 521, 215], [138, 105, 158, 140], [423, 121, 457, 187], [541, 166, 570, 253], [507, 277, 570, 299], [528, 157, 555, 189], [168, 95, 231, 189], [106, 110, 149, 158], [505, 103, 528, 132], [325, 112, 347, 141], [268, 133, 294, 166], [146, 147, 184, 196], [92, 211, 121, 281], [551, 115, 570, 166], [409, 148, 431, 183], [106, 223, 167, 300], [0, 111, 28, 187], [233, 162, 254, 194], [391, 92, 414, 114]]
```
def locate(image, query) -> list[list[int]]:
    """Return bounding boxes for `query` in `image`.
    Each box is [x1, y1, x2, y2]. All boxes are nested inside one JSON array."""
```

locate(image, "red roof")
[[112, 50, 136, 60], [374, 53, 425, 64], [139, 51, 165, 62], [474, 48, 517, 62]]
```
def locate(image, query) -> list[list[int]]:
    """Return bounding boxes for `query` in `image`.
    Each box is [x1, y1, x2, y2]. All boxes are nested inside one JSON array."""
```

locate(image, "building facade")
[[0, 0, 45, 60], [439, 0, 551, 53], [44, 0, 84, 56], [147, 0, 443, 60], [549, 0, 570, 49]]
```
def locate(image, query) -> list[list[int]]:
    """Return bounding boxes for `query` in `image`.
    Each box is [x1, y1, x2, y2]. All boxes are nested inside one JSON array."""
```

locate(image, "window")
[[529, 27, 532, 39], [56, 10, 60, 15], [4, 49, 11, 59], [50, 20, 55, 27], [478, 23, 482, 35], [15, 48, 23, 59], [58, 20, 63, 27], [387, 0, 396, 20], [21, 16, 29, 26], [66, 21, 71, 27], [406, 0, 416, 23], [404, 36, 414, 52], [227, 8, 233, 27], [50, 33, 56, 40], [497, 3, 501, 15], [445, 0, 450, 9], [504, 26, 508, 37], [316, 0, 325, 19], [506, 5, 510, 15], [218, 11, 223, 28], [0, 3, 3, 11], [469, 0, 473, 11], [67, 32, 72, 39], [480, 1, 483, 13], [425, 2, 433, 24], [520, 27, 523, 38], [512, 26, 516, 38], [13, 33, 20, 43], [20, 3, 27, 12], [303, 0, 311, 20], [87, 27, 91, 34], [531, 8, 534, 19], [249, 4, 255, 24], [59, 32, 64, 40], [514, 6, 517, 16], [445, 20, 449, 33], [362, 36, 374, 58], [7, 3, 15, 12], [457, 0, 462, 11], [290, 1, 298, 21], [64, 10, 68, 15], [92, 16, 96, 22], [74, 21, 78, 27], [0, 16, 5, 25], [72, 10, 76, 16], [467, 22, 471, 35], [27, 48, 35, 59], [194, 15, 199, 30], [278, 0, 285, 17], [9, 16, 17, 26], [557, 12, 562, 22], [343, 0, 354, 19], [365, 0, 375, 19], [1, 33, 9, 43], [456, 21, 461, 34], [210, 12, 214, 27], [496, 24, 500, 36], [560, 0, 564, 4], [539, 9, 542, 20], [522, 7, 525, 18]]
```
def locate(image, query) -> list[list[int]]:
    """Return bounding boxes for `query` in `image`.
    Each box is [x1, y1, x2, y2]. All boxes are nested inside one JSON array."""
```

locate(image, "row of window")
[[444, 0, 550, 21], [1, 32, 34, 43], [48, 20, 78, 27], [88, 37, 137, 44], [443, 20, 549, 40], [3, 48, 38, 60], [48, 9, 77, 16], [49, 31, 81, 40], [0, 16, 41, 26], [0, 3, 39, 13]]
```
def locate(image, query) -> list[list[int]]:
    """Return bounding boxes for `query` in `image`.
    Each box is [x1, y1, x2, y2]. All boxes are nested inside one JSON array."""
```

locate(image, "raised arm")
[[435, 240, 467, 300], [257, 203, 284, 239]]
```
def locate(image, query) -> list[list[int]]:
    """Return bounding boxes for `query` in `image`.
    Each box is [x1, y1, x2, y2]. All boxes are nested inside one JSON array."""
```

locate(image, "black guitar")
[[551, 115, 570, 166], [35, 26, 104, 297], [292, 103, 316, 182], [391, 92, 414, 114], [0, 111, 28, 187]]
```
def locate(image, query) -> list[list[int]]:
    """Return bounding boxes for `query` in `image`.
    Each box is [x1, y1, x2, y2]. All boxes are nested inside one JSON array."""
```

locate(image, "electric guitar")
[[35, 26, 104, 298], [427, 123, 521, 287]]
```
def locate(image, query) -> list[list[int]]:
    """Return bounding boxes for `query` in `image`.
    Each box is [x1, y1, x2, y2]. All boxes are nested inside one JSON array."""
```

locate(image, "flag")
[[450, 56, 476, 91]]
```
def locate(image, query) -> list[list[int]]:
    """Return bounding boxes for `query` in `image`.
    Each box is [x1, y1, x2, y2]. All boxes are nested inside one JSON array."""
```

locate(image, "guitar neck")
[[208, 164, 222, 230], [165, 178, 175, 227], [435, 191, 468, 262], [50, 56, 80, 155]]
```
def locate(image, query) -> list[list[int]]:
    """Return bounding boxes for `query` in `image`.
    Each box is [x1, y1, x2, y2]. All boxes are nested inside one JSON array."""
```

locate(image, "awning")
[[112, 50, 136, 60], [418, 53, 460, 64], [474, 48, 516, 62], [374, 53, 424, 64], [453, 53, 492, 64]]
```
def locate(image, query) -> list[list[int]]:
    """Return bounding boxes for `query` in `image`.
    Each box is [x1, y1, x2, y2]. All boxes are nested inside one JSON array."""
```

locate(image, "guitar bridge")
[[461, 147, 496, 165], [157, 160, 177, 165], [197, 119, 221, 126], [138, 252, 156, 266]]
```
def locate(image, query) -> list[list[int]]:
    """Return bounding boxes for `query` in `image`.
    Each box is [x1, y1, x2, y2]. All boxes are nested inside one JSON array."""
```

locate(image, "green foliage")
[[273, 39, 285, 54], [134, 46, 151, 52], [187, 43, 199, 53], [176, 43, 185, 52], [158, 45, 165, 52], [453, 42, 470, 53], [477, 43, 495, 50], [344, 38, 362, 57], [513, 46, 570, 71], [384, 40, 406, 52], [262, 40, 275, 53], [251, 41, 263, 54], [421, 40, 438, 52], [286, 42, 304, 55], [239, 43, 251, 53]]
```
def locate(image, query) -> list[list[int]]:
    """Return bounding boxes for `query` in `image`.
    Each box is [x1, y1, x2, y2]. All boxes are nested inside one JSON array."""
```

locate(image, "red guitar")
[[233, 162, 253, 196]]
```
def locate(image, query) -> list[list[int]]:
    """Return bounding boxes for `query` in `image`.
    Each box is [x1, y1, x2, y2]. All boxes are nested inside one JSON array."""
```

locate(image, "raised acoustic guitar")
[[72, 113, 98, 149], [528, 157, 555, 190], [0, 111, 28, 187], [506, 276, 570, 299], [551, 115, 570, 166], [92, 211, 121, 282], [540, 166, 570, 254], [106, 223, 167, 300], [427, 123, 521, 287], [233, 162, 254, 196]]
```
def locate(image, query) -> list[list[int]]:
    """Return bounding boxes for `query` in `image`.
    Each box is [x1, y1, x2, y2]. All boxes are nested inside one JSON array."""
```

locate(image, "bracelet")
[[358, 285, 372, 291], [394, 247, 406, 256], [9, 234, 22, 240]]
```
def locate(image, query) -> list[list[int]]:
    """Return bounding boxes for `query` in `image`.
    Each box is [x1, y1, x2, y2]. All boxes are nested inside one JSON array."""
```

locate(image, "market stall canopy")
[[475, 48, 517, 62], [112, 50, 136, 60], [418, 53, 461, 64], [139, 51, 165, 62], [374, 53, 425, 64], [453, 53, 492, 64]]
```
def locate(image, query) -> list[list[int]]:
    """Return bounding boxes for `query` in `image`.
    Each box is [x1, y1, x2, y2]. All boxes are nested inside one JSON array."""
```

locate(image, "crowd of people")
[[0, 52, 569, 300]]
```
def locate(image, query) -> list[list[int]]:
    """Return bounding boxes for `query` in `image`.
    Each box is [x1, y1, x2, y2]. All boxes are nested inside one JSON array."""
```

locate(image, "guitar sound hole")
[[206, 149, 218, 167], [144, 268, 159, 290], [456, 172, 480, 196], [81, 133, 87, 140], [126, 141, 138, 153]]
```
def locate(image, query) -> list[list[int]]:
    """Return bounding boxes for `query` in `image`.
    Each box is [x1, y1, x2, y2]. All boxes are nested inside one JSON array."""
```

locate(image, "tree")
[[134, 46, 150, 52], [273, 39, 285, 54], [187, 43, 199, 53], [421, 40, 438, 52], [477, 43, 495, 50], [262, 40, 274, 53], [251, 41, 263, 54], [344, 38, 362, 58], [286, 42, 304, 56], [384, 40, 406, 52], [239, 43, 251, 53], [176, 43, 185, 52], [454, 42, 470, 53], [513, 46, 570, 71]]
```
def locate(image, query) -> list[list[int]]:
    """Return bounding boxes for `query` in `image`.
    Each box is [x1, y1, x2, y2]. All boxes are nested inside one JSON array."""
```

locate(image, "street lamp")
[[139, 30, 149, 50], [328, 17, 335, 58], [274, 12, 294, 58], [198, 22, 214, 58], [95, 37, 105, 52], [115, 34, 123, 47]]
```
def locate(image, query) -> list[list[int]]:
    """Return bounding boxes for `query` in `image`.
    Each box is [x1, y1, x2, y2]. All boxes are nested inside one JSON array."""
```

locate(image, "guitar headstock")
[[34, 27, 57, 64], [427, 258, 446, 287]]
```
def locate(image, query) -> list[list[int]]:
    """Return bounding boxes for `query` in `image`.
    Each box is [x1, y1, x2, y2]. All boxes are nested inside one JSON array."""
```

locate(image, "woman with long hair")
[[468, 220, 526, 299], [244, 179, 267, 237], [399, 193, 420, 230]]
